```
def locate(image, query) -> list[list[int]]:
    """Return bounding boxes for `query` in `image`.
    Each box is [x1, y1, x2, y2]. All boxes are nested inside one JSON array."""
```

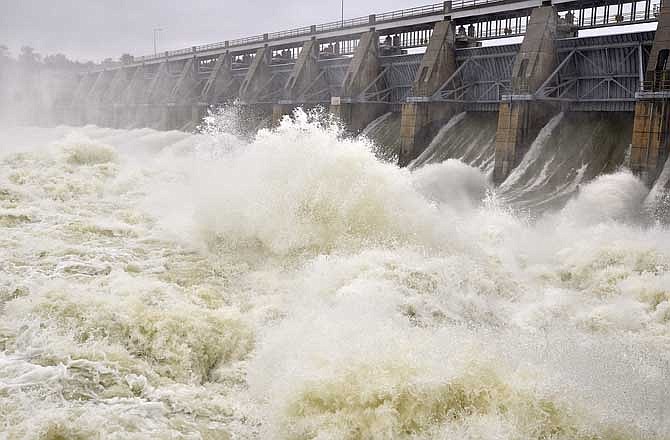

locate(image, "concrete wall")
[[493, 6, 562, 184]]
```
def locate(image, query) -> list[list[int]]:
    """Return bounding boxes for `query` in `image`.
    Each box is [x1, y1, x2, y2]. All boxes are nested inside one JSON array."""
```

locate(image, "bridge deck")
[[97, 0, 659, 71]]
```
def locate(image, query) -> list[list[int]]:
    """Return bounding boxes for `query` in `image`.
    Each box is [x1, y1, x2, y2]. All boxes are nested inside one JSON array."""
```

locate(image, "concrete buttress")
[[68, 73, 97, 125], [240, 46, 272, 104], [398, 20, 459, 166], [196, 52, 238, 127], [629, 0, 670, 185], [493, 6, 561, 184], [272, 39, 325, 124], [119, 66, 146, 128], [201, 53, 236, 103], [143, 62, 174, 129], [102, 68, 130, 127], [166, 59, 199, 130], [85, 70, 114, 126], [330, 30, 386, 134]]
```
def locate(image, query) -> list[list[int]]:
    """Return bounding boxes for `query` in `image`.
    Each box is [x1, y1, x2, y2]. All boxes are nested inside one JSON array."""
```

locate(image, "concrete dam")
[[5, 1, 670, 437], [38, 0, 670, 208]]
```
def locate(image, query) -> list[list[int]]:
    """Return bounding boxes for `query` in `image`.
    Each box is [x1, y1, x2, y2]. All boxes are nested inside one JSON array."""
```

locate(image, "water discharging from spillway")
[[362, 111, 402, 162], [1, 109, 669, 439], [497, 112, 634, 213], [409, 112, 498, 175], [645, 156, 670, 221], [401, 111, 636, 215]]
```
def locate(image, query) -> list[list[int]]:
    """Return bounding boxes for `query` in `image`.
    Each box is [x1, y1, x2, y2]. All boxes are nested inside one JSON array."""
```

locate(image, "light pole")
[[153, 28, 164, 56], [341, 0, 344, 27]]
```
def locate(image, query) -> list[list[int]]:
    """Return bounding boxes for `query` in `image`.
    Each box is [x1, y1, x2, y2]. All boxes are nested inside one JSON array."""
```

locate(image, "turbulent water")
[[646, 154, 670, 220], [1, 110, 670, 439], [410, 112, 498, 175], [498, 112, 633, 212], [362, 112, 402, 163]]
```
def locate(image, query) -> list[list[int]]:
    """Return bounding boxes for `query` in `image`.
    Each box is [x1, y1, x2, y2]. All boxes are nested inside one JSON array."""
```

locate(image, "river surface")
[[1, 110, 669, 439]]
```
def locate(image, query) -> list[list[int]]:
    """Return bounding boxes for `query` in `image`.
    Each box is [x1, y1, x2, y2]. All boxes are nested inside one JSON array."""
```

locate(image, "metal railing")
[[450, 0, 507, 9], [133, 2, 448, 63], [568, 3, 660, 29], [376, 3, 445, 20], [127, 0, 657, 65], [643, 71, 670, 91], [643, 79, 670, 90]]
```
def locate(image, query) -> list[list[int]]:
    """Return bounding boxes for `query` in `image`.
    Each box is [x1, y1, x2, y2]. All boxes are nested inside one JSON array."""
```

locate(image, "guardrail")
[[126, 0, 656, 65], [450, 0, 509, 9], [131, 0, 535, 63], [132, 2, 450, 63], [643, 72, 670, 91]]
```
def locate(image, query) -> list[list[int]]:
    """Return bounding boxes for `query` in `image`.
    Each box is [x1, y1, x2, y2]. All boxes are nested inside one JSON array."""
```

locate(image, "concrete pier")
[[196, 52, 237, 126], [272, 39, 325, 125], [86, 71, 114, 126], [102, 69, 129, 127], [68, 72, 98, 125], [493, 6, 563, 184], [201, 53, 235, 102], [240, 46, 272, 104], [165, 59, 198, 130], [330, 31, 386, 134], [630, 1, 670, 185], [117, 67, 146, 128], [144, 63, 173, 129], [399, 20, 459, 166]]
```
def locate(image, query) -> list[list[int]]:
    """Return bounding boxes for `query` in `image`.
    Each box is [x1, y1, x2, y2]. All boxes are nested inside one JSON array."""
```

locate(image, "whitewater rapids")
[[0, 110, 669, 439]]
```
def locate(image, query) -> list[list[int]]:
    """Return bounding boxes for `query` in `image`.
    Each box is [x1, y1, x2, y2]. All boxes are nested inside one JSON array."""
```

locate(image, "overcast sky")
[[1, 0, 419, 61]]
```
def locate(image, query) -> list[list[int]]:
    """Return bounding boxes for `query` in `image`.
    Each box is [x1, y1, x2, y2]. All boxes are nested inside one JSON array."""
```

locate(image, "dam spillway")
[[2, 0, 670, 194], [11, 0, 670, 195]]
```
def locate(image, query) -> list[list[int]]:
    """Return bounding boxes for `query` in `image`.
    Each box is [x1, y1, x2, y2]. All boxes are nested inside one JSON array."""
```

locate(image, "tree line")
[[0, 45, 135, 72]]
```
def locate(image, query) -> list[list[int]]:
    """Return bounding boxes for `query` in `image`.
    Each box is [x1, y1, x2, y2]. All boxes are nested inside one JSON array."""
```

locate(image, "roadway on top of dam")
[[100, 0, 659, 71]]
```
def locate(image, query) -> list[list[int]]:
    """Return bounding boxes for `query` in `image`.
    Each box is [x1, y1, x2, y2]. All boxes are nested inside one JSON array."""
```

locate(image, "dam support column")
[[493, 6, 563, 184], [398, 20, 459, 166], [144, 62, 173, 129], [102, 68, 130, 127], [167, 58, 198, 130], [272, 38, 326, 125], [199, 52, 237, 126], [330, 30, 386, 134], [119, 66, 146, 129], [239, 46, 274, 118], [85, 70, 114, 126], [68, 73, 97, 126], [80, 72, 103, 125], [630, 0, 670, 186]]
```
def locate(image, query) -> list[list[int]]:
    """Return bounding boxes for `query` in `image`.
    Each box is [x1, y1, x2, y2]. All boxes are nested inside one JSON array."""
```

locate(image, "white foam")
[[1, 109, 669, 439], [499, 112, 565, 192], [409, 111, 467, 169]]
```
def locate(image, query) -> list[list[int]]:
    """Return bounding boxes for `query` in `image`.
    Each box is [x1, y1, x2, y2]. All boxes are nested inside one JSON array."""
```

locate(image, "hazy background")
[[0, 0, 419, 62]]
